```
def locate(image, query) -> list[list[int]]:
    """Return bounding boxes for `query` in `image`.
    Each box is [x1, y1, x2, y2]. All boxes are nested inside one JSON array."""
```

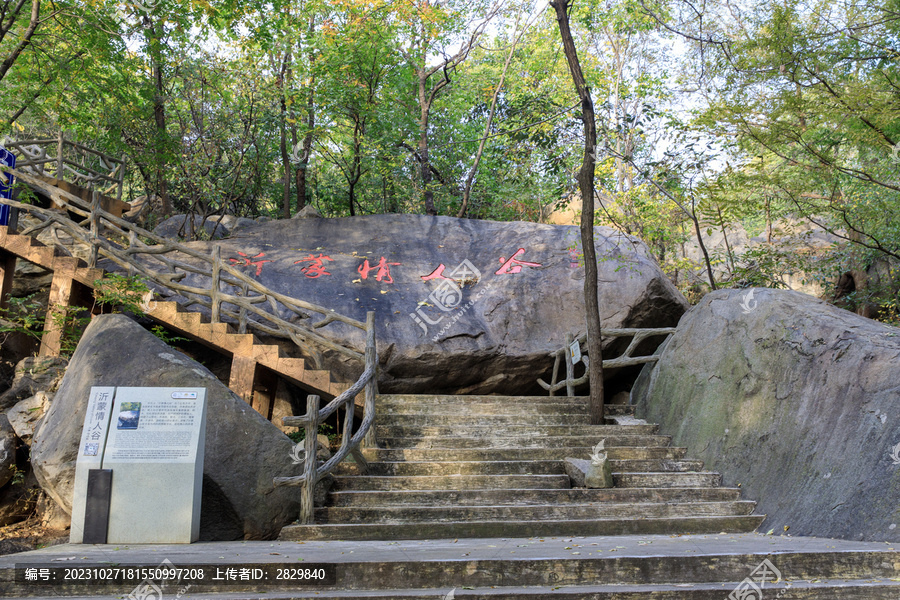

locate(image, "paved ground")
[[2, 532, 895, 568]]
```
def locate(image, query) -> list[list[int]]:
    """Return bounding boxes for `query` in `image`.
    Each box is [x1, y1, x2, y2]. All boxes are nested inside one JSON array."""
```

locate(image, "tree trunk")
[[0, 0, 41, 84], [551, 0, 604, 423], [690, 208, 717, 290], [295, 79, 314, 211], [418, 89, 436, 215], [458, 9, 523, 219], [147, 17, 171, 216], [278, 52, 292, 219], [296, 21, 315, 211]]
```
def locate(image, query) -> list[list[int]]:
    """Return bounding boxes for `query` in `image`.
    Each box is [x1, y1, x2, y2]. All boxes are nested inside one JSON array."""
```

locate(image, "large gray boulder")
[[6, 391, 50, 445], [153, 214, 229, 240], [134, 215, 688, 394], [30, 314, 304, 540], [633, 288, 900, 542], [0, 356, 67, 412]]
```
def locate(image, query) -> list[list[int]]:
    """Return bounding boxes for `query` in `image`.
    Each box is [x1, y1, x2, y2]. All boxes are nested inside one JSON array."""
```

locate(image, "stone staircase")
[[279, 394, 765, 541], [0, 226, 351, 416]]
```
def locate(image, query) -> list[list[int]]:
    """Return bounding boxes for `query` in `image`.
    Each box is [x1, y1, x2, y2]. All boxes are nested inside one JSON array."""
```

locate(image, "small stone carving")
[[585, 439, 614, 488]]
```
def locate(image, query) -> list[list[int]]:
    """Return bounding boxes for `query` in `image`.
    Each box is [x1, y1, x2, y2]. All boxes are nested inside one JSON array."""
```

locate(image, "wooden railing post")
[[127, 230, 137, 277], [210, 245, 221, 323], [88, 191, 100, 267], [564, 332, 575, 396], [549, 353, 561, 397], [362, 310, 377, 450], [238, 280, 249, 334], [39, 265, 75, 357], [299, 394, 320, 525], [55, 131, 65, 179], [116, 154, 126, 203]]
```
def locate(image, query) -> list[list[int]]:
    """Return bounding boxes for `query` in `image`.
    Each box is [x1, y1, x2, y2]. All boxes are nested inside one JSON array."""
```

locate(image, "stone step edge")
[[278, 515, 766, 540], [361, 447, 691, 458], [2, 579, 897, 600], [339, 460, 695, 467], [328, 486, 745, 496], [333, 472, 722, 479], [316, 500, 758, 514], [375, 435, 673, 442], [317, 499, 757, 507]]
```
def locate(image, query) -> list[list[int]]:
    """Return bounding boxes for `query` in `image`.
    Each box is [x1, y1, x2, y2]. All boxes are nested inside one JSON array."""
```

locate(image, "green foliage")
[[39, 274, 156, 358], [12, 183, 38, 205], [8, 464, 26, 486], [0, 0, 895, 323], [49, 309, 91, 358], [93, 274, 152, 317], [287, 422, 336, 445], [150, 325, 189, 346], [0, 294, 45, 341]]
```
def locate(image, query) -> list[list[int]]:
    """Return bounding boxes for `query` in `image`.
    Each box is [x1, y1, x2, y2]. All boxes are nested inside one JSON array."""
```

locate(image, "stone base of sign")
[[70, 387, 115, 544]]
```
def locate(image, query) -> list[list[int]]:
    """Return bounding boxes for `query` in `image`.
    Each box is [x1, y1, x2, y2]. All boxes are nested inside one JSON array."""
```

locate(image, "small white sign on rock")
[[70, 386, 207, 544]]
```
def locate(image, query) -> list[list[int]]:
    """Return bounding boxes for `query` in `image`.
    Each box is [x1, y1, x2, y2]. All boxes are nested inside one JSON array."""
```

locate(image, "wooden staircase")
[[0, 225, 351, 421], [145, 299, 351, 410]]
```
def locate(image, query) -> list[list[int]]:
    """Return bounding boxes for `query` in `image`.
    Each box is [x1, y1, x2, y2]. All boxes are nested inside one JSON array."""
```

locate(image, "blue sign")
[[0, 146, 15, 226]]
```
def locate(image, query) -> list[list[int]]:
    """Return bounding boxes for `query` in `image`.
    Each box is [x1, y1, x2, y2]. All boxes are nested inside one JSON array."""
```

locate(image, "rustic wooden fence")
[[274, 311, 378, 524], [3, 167, 365, 364], [4, 132, 126, 202], [538, 327, 676, 397]]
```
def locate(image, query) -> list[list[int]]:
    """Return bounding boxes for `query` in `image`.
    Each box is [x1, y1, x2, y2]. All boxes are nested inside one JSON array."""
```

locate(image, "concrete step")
[[376, 413, 604, 426], [378, 402, 596, 416], [377, 434, 672, 449], [335, 459, 704, 477], [377, 394, 631, 409], [614, 472, 723, 488], [332, 474, 572, 491], [279, 514, 766, 540], [328, 486, 745, 507], [315, 501, 759, 524], [361, 446, 690, 462], [3, 535, 898, 597], [332, 471, 720, 491], [374, 424, 659, 438], [19, 580, 893, 599]]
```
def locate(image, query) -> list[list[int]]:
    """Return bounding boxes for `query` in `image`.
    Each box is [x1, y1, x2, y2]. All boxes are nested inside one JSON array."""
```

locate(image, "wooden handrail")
[[273, 311, 378, 524], [538, 327, 676, 396], [4, 134, 125, 201], [2, 167, 368, 362]]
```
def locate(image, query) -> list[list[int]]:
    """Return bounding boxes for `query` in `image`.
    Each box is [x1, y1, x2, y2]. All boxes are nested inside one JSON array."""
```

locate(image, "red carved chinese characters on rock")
[[495, 248, 542, 275], [358, 257, 401, 283], [294, 253, 334, 278], [229, 251, 272, 277]]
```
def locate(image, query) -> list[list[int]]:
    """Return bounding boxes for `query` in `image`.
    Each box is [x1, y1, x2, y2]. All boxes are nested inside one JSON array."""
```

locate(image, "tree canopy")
[[0, 0, 897, 321]]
